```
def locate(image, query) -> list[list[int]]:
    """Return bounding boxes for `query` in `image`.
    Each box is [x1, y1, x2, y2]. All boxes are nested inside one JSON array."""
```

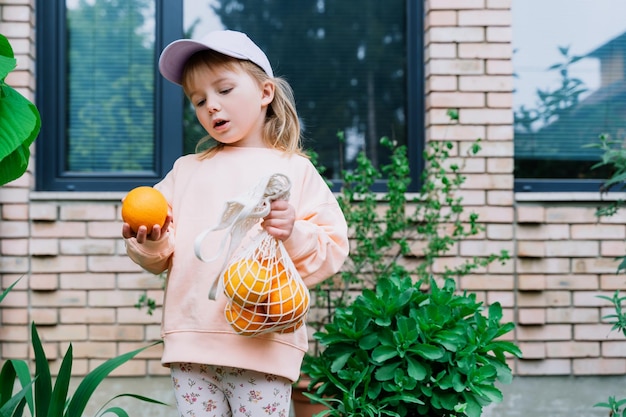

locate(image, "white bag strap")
[[194, 173, 291, 300]]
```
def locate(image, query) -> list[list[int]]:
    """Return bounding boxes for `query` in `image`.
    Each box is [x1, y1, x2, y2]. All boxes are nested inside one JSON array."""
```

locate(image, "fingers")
[[121, 214, 172, 244], [263, 201, 295, 240]]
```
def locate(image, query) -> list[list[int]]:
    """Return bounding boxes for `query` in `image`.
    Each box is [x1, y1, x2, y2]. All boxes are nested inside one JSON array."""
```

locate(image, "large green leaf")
[[0, 381, 31, 417], [48, 345, 74, 417], [65, 341, 162, 417], [0, 34, 40, 186], [31, 324, 52, 417], [0, 34, 16, 79], [0, 359, 33, 417], [0, 86, 40, 185]]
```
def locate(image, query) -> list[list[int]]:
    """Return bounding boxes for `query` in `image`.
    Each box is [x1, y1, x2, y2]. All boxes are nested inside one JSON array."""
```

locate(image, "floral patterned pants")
[[170, 362, 292, 417]]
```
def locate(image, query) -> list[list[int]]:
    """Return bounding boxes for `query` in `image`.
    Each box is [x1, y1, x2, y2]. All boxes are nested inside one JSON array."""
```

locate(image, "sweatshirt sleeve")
[[282, 164, 349, 288], [125, 232, 174, 275]]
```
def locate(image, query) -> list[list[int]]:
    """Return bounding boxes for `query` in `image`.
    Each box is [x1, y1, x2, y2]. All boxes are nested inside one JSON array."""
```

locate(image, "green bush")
[[302, 133, 519, 417], [303, 274, 521, 417]]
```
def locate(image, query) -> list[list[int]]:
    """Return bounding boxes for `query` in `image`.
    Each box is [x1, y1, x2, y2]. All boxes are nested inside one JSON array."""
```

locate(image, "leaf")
[[330, 352, 353, 373], [374, 362, 401, 381], [409, 344, 445, 360], [0, 277, 21, 304], [358, 333, 380, 350], [406, 356, 427, 381], [0, 34, 16, 80], [48, 344, 73, 417], [5, 359, 34, 415], [0, 85, 41, 185], [0, 381, 32, 417], [97, 407, 130, 417], [371, 346, 398, 363], [472, 383, 503, 403], [65, 341, 162, 417], [95, 394, 169, 417], [31, 323, 53, 417]]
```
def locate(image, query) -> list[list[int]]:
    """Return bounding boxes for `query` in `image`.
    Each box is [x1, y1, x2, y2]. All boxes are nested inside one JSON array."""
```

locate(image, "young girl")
[[122, 30, 349, 416]]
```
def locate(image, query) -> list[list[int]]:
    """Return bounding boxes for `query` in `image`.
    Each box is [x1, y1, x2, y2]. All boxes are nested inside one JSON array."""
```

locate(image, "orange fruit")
[[267, 275, 308, 324], [121, 186, 168, 233], [223, 258, 271, 305], [225, 302, 270, 335], [277, 319, 304, 334]]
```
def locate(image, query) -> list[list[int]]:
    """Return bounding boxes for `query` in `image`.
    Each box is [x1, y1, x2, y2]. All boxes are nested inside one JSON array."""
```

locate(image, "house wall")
[[1, 0, 625, 391]]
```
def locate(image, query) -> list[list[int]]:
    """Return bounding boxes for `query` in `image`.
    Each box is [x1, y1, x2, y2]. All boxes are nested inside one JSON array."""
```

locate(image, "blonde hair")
[[181, 50, 305, 159]]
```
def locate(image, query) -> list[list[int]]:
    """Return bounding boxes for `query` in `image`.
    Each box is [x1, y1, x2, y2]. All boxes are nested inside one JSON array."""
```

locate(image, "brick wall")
[[1, 0, 625, 378]]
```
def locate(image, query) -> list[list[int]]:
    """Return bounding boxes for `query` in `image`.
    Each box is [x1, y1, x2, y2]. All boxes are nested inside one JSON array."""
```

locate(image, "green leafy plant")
[[303, 273, 521, 417], [0, 34, 41, 186], [301, 134, 517, 416], [310, 133, 509, 333], [588, 134, 626, 416], [0, 322, 167, 417], [1, 280, 168, 417]]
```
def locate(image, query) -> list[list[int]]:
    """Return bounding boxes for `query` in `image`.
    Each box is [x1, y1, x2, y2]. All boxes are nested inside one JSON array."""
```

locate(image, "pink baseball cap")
[[158, 30, 273, 85]]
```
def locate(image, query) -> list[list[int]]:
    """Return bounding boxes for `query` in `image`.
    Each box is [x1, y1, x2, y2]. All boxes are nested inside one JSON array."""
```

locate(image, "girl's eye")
[[220, 88, 233, 95], [195, 99, 206, 107]]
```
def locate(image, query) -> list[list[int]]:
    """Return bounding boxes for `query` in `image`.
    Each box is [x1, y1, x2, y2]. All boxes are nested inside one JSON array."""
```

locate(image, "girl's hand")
[[262, 200, 295, 241], [122, 214, 172, 244]]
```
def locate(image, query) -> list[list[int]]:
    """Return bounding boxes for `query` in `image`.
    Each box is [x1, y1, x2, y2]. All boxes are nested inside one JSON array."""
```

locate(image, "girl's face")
[[186, 63, 274, 148]]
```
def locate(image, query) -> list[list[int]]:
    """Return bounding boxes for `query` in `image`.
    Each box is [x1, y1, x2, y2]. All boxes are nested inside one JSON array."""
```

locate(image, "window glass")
[[66, 0, 155, 173], [182, 0, 407, 180], [513, 1, 626, 182]]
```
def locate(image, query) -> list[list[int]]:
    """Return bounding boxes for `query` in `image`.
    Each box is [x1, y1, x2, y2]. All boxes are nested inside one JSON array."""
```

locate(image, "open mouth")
[[213, 119, 228, 128]]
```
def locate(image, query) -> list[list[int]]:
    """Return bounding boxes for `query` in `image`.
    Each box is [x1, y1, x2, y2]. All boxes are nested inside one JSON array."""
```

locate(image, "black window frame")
[[36, 0, 183, 192], [36, 0, 423, 193]]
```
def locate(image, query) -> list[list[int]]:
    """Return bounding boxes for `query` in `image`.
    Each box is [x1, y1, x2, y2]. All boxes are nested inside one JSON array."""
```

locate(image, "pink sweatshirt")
[[125, 146, 349, 382]]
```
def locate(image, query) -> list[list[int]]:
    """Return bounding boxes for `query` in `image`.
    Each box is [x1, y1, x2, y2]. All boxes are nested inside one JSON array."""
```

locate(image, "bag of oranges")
[[194, 174, 310, 336]]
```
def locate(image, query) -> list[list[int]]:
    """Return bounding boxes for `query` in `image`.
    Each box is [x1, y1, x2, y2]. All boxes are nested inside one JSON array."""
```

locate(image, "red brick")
[[518, 342, 545, 359], [458, 10, 511, 26], [517, 224, 570, 240], [1, 308, 28, 324], [89, 325, 144, 341], [545, 275, 599, 290], [546, 308, 599, 324], [517, 359, 571, 375], [30, 274, 59, 291], [31, 291, 86, 307], [517, 324, 571, 341], [573, 358, 626, 375], [546, 341, 599, 358], [518, 274, 546, 291], [458, 43, 511, 59], [60, 273, 116, 289], [429, 0, 485, 10], [60, 308, 116, 324], [574, 324, 624, 341], [518, 308, 545, 325], [602, 341, 626, 357]]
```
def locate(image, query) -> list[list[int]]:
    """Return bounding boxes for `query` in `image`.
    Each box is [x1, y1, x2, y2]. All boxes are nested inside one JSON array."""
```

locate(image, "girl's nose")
[[207, 97, 220, 113]]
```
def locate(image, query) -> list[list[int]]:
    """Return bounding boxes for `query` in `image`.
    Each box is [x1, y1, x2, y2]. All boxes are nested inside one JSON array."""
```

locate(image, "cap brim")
[[158, 39, 213, 85]]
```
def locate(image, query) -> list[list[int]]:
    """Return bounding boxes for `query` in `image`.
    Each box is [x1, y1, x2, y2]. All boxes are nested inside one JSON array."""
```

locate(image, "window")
[[37, 0, 423, 192], [36, 0, 183, 191], [182, 0, 423, 190], [513, 0, 626, 192]]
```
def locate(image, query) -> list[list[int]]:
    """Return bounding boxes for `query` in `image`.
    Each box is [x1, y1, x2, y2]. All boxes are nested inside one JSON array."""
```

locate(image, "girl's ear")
[[260, 80, 275, 106]]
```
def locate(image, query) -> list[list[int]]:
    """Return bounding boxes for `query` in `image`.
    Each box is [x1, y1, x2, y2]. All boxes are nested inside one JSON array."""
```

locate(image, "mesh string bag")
[[194, 173, 310, 336]]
